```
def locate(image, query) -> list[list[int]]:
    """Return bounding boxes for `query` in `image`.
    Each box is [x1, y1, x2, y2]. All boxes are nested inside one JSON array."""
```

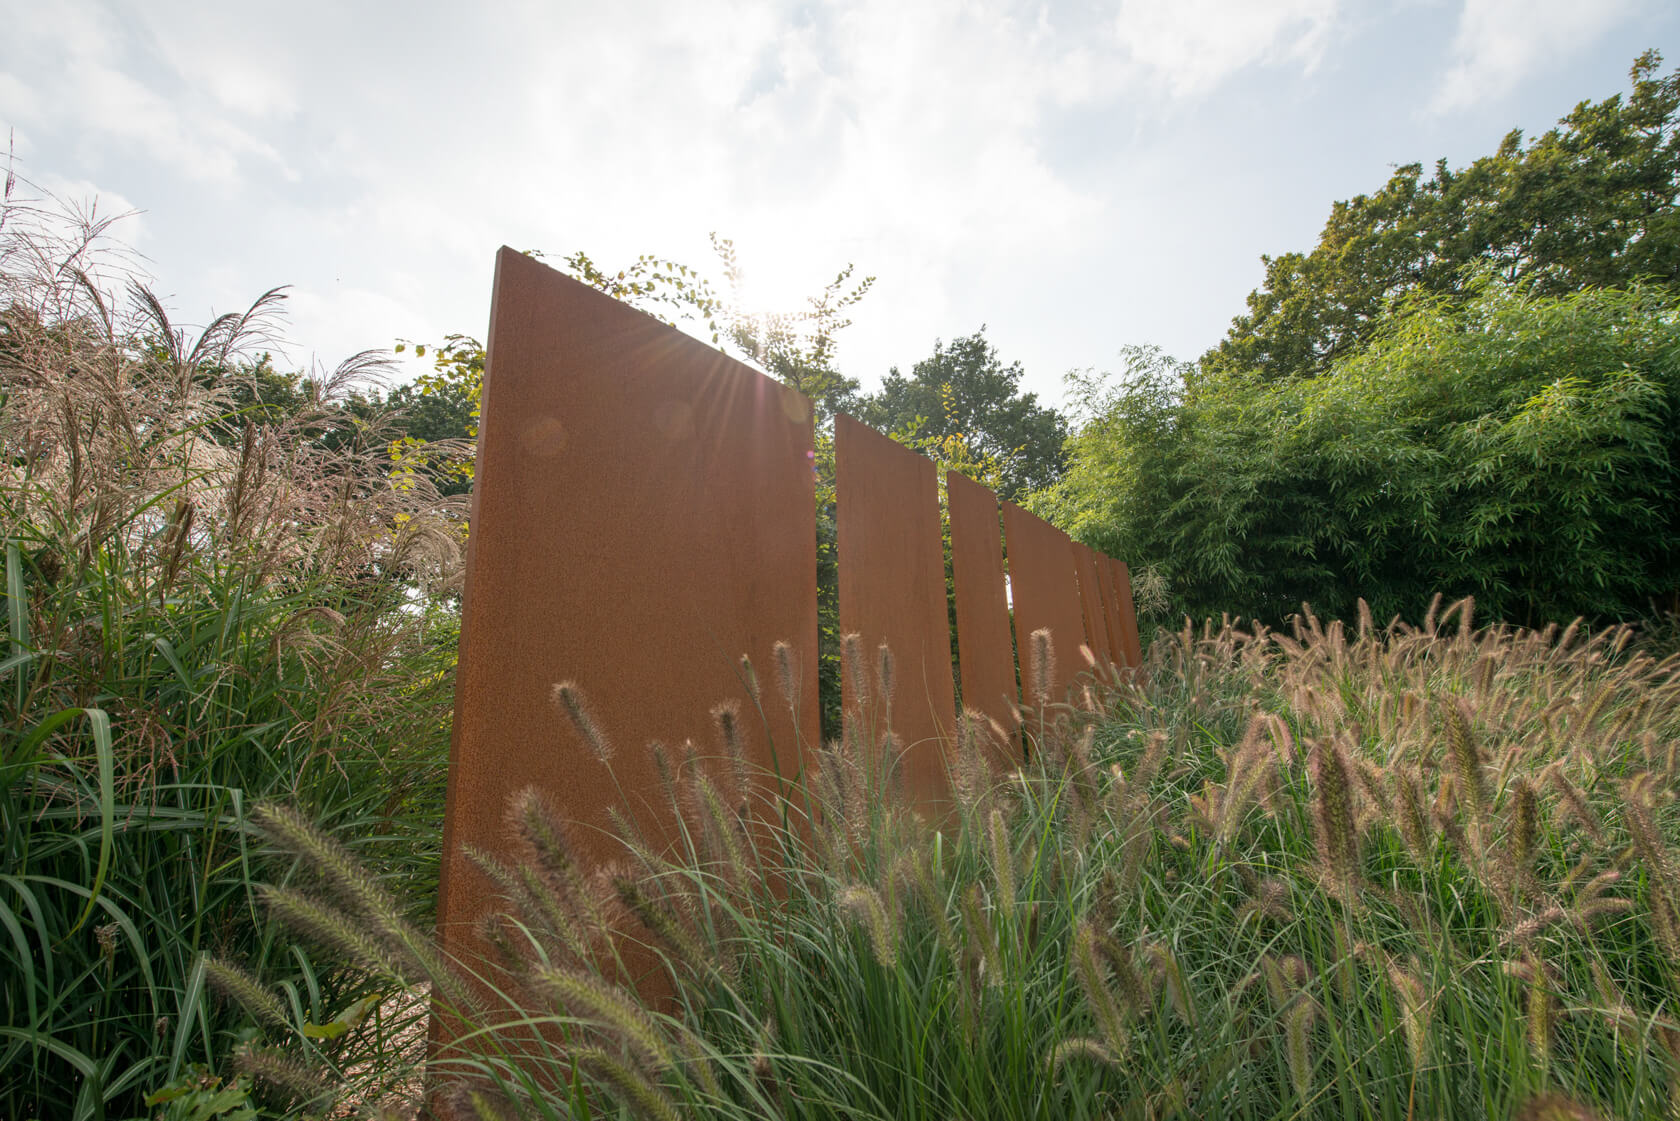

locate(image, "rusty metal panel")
[[835, 414, 956, 806], [1071, 542, 1112, 669], [1000, 502, 1088, 703], [1108, 556, 1145, 669], [438, 248, 820, 986], [946, 470, 1022, 766], [1095, 550, 1127, 666]]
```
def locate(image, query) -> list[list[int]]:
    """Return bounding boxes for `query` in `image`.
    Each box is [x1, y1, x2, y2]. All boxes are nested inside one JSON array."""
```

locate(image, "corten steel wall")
[[437, 248, 1147, 1026], [834, 414, 957, 805], [1108, 557, 1145, 669], [1097, 552, 1127, 666], [1071, 542, 1113, 669], [1000, 501, 1091, 701], [945, 470, 1022, 766], [437, 249, 820, 986]]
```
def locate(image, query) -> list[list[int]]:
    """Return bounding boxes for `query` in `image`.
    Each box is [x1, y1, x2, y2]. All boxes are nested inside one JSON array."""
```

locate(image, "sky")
[[2, 0, 1676, 409]]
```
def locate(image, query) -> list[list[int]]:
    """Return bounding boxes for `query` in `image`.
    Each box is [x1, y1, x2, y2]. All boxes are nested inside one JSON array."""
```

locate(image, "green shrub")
[[0, 183, 464, 1117], [1042, 279, 1680, 629]]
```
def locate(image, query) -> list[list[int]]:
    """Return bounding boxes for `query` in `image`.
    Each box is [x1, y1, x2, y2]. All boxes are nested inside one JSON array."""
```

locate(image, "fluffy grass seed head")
[[988, 807, 1017, 905], [840, 884, 899, 968], [256, 884, 413, 982], [711, 699, 749, 797], [876, 641, 896, 722], [1392, 767, 1432, 865], [251, 802, 403, 932], [612, 875, 722, 986], [1262, 955, 1318, 1102], [575, 1046, 683, 1121], [1311, 738, 1361, 898], [1072, 920, 1131, 1056], [203, 957, 291, 1032], [1385, 956, 1432, 1070], [437, 1086, 519, 1121], [738, 653, 760, 707], [1445, 700, 1490, 817], [772, 639, 799, 713], [1047, 1037, 1121, 1071], [953, 707, 995, 811], [1238, 877, 1294, 926], [552, 680, 613, 764], [1030, 627, 1055, 705], [841, 632, 869, 712], [234, 1045, 333, 1108], [1520, 953, 1557, 1064], [1506, 776, 1541, 898], [1544, 763, 1605, 843], [1512, 1093, 1607, 1121], [534, 965, 679, 1075]]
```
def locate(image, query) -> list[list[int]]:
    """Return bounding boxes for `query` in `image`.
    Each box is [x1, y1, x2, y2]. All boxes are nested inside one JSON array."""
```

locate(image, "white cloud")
[[290, 0, 1118, 379], [139, 2, 302, 118], [0, 73, 42, 126], [32, 174, 145, 236], [0, 0, 1324, 387], [283, 283, 440, 375], [1430, 0, 1636, 114], [0, 0, 292, 183], [8, 0, 1674, 409], [1112, 0, 1341, 99]]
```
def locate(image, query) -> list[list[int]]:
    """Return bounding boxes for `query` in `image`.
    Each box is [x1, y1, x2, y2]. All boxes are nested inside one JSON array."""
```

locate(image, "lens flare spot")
[[652, 399, 695, 440], [519, 415, 568, 458], [781, 391, 812, 424]]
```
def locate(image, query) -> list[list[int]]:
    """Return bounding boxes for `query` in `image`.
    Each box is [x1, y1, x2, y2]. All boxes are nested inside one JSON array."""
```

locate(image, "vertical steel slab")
[[946, 470, 1022, 766], [1072, 542, 1113, 670], [438, 249, 820, 982], [1108, 556, 1145, 669], [1000, 502, 1088, 702], [835, 414, 956, 806], [1095, 550, 1128, 666]]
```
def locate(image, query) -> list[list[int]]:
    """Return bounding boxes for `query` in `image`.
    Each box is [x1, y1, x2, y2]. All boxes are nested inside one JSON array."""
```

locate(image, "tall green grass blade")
[[168, 954, 209, 1083], [0, 1026, 99, 1079], [60, 708, 114, 938], [6, 542, 25, 715], [3, 705, 90, 789], [0, 884, 41, 1037]]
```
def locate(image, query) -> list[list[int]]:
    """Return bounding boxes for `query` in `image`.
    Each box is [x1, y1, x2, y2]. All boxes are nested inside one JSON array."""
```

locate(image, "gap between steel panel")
[[834, 414, 956, 808], [439, 248, 819, 1002], [1000, 501, 1088, 703], [946, 470, 1023, 768]]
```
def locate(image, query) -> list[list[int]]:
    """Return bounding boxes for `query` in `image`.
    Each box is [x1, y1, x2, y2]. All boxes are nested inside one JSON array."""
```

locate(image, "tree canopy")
[[1041, 280, 1680, 627], [1205, 50, 1680, 382], [856, 328, 1067, 501]]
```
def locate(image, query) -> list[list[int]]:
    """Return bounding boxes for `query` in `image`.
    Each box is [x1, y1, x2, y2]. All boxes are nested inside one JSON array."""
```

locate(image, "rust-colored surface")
[[835, 414, 956, 807], [1109, 556, 1145, 669], [1000, 502, 1088, 703], [438, 248, 820, 993], [946, 471, 1022, 767], [1096, 550, 1127, 666], [1071, 542, 1112, 670]]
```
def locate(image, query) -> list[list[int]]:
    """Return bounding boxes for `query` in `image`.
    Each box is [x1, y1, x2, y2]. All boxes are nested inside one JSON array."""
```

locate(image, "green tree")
[[384, 339, 480, 496], [857, 328, 1067, 500], [1206, 50, 1680, 382], [1041, 279, 1680, 627]]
